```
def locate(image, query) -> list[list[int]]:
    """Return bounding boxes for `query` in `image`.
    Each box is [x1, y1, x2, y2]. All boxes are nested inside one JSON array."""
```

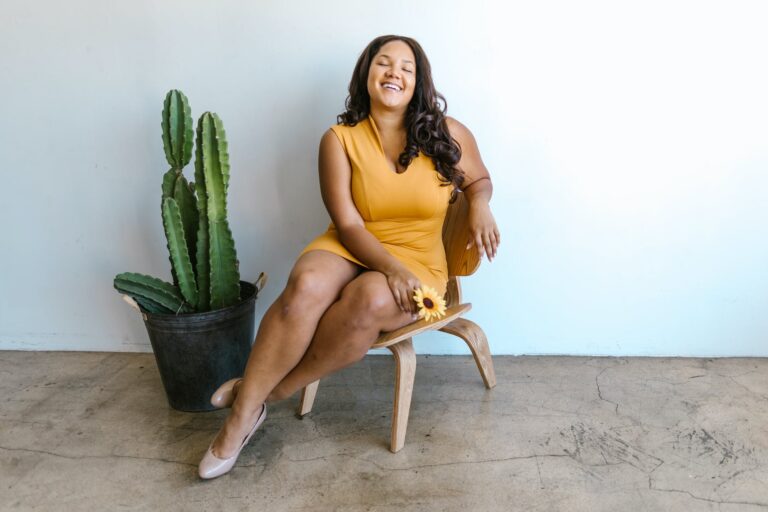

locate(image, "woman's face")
[[367, 40, 417, 111]]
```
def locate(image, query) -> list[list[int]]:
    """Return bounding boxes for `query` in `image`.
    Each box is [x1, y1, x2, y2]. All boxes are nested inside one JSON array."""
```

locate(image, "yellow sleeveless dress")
[[299, 115, 454, 298]]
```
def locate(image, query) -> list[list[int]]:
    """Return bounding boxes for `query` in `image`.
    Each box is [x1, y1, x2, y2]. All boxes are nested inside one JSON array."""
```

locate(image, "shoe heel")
[[210, 378, 242, 409]]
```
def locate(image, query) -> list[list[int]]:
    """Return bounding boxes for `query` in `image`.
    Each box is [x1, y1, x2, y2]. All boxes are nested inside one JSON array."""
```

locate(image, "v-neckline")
[[368, 115, 409, 176]]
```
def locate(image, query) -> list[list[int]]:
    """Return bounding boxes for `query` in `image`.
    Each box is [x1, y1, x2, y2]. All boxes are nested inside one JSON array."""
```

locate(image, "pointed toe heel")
[[210, 378, 242, 409], [198, 403, 267, 480]]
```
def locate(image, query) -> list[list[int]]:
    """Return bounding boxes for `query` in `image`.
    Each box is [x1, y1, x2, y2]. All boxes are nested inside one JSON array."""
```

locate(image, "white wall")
[[1, 0, 766, 356]]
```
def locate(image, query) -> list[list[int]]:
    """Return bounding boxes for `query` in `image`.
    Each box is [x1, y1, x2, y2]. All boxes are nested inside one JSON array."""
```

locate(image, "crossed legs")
[[209, 249, 417, 459]]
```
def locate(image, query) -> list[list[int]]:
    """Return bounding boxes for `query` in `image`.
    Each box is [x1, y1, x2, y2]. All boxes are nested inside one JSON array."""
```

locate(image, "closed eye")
[[378, 62, 414, 73]]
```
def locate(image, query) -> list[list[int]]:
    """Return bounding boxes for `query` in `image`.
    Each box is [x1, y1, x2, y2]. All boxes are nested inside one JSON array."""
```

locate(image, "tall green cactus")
[[193, 117, 211, 311], [161, 90, 196, 287], [114, 90, 244, 315], [198, 112, 240, 310]]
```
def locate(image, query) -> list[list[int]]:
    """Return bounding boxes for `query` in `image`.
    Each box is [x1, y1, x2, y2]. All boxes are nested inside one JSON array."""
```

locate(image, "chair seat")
[[372, 303, 472, 349]]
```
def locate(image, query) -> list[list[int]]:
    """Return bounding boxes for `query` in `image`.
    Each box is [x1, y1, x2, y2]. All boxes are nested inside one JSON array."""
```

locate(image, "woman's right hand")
[[384, 264, 421, 316]]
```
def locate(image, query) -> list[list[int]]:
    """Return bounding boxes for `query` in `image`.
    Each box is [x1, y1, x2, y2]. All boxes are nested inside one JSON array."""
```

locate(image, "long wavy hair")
[[337, 35, 465, 203]]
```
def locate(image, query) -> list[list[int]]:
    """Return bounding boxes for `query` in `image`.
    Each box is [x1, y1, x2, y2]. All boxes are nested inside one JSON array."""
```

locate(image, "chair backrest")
[[441, 189, 482, 306], [442, 189, 482, 277]]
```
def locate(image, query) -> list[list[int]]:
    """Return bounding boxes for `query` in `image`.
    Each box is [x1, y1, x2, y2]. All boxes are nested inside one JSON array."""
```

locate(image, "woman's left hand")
[[466, 203, 500, 262]]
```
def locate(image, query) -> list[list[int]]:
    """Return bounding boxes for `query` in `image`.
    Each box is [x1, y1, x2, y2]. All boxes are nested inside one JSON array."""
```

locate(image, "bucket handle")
[[121, 294, 148, 321], [253, 271, 268, 294], [122, 294, 141, 312]]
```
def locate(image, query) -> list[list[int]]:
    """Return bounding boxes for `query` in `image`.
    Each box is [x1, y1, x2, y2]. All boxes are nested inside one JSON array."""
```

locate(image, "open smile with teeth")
[[382, 82, 402, 92]]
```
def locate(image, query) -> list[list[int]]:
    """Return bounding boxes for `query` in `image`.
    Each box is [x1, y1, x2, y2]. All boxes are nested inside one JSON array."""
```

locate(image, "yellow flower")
[[413, 285, 447, 322]]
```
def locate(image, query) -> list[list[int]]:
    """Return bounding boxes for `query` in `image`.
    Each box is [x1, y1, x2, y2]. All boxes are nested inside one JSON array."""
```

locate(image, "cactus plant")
[[114, 89, 242, 313]]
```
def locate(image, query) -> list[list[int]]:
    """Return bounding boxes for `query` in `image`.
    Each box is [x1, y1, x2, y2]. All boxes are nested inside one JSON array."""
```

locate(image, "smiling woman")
[[298, 36, 500, 295], [198, 34, 500, 480]]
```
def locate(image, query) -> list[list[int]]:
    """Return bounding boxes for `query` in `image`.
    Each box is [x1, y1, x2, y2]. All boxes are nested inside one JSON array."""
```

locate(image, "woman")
[[198, 34, 500, 479]]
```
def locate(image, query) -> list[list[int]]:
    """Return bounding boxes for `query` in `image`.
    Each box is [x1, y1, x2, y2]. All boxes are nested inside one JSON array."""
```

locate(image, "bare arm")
[[446, 116, 493, 205], [318, 129, 421, 313], [446, 117, 500, 261]]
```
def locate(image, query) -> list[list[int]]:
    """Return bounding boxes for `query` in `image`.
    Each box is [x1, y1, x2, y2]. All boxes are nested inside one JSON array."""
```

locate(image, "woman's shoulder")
[[323, 118, 370, 148], [324, 121, 353, 139], [328, 123, 348, 134], [329, 118, 368, 132], [444, 116, 473, 142], [321, 122, 356, 152]]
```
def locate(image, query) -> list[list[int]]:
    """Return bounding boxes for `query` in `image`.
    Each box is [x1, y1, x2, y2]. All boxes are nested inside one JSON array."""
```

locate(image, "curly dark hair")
[[337, 34, 465, 203]]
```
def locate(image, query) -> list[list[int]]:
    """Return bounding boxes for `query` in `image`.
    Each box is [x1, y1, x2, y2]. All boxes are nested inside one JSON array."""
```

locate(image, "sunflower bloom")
[[413, 285, 447, 322]]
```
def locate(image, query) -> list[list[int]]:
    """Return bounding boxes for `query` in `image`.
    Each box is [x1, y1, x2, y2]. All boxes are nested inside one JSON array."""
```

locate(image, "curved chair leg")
[[387, 337, 416, 453], [297, 380, 320, 417], [439, 318, 496, 389]]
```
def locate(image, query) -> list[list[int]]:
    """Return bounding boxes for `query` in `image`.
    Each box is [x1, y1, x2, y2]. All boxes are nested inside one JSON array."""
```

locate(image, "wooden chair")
[[296, 190, 497, 452]]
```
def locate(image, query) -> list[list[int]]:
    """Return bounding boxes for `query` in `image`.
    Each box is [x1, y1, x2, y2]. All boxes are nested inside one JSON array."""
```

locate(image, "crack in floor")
[[0, 445, 197, 468]]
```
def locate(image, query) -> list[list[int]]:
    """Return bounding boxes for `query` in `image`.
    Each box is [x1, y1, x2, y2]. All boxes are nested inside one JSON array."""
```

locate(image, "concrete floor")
[[0, 352, 766, 511]]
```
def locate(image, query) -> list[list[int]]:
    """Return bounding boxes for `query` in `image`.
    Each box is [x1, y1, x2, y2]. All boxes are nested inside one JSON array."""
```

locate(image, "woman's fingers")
[[406, 284, 420, 315], [391, 286, 403, 312], [466, 229, 500, 261], [399, 282, 418, 315], [401, 288, 412, 314], [404, 289, 412, 314], [400, 289, 410, 314], [475, 234, 485, 259], [482, 232, 494, 262], [490, 230, 499, 258]]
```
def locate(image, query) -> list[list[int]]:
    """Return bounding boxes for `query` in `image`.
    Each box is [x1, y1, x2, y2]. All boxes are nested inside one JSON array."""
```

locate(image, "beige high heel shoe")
[[198, 402, 267, 479], [210, 378, 242, 409]]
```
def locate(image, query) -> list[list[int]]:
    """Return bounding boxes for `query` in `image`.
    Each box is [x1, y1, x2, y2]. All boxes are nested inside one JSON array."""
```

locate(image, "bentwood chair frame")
[[296, 189, 497, 453]]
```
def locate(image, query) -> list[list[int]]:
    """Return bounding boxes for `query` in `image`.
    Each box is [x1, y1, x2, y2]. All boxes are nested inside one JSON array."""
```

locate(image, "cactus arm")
[[194, 117, 210, 311], [169, 96, 181, 165], [161, 92, 174, 167], [214, 114, 231, 191], [208, 221, 240, 309], [115, 272, 182, 298], [162, 168, 176, 199], [162, 198, 199, 306], [194, 206, 210, 310], [201, 113, 227, 222], [113, 272, 193, 313], [161, 90, 193, 169], [115, 281, 191, 314], [180, 92, 194, 167], [134, 296, 174, 314], [161, 168, 180, 286], [173, 174, 198, 274], [200, 112, 240, 309]]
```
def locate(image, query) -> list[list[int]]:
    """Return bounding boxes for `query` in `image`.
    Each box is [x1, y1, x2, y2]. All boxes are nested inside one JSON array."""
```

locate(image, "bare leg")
[[266, 270, 418, 404], [210, 250, 361, 458]]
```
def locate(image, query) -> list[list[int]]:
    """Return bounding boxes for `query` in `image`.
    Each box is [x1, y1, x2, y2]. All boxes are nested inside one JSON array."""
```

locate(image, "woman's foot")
[[199, 403, 267, 479], [211, 405, 264, 459]]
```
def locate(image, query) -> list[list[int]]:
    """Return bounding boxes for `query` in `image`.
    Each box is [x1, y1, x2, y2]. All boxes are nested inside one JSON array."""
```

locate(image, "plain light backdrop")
[[1, 0, 766, 356]]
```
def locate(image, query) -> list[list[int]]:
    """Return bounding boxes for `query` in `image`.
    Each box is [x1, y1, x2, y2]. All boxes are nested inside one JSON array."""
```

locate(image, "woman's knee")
[[338, 273, 397, 330], [281, 269, 339, 317]]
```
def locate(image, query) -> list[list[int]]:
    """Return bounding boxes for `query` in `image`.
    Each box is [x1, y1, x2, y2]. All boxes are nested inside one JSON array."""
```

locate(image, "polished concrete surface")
[[1, 352, 766, 511]]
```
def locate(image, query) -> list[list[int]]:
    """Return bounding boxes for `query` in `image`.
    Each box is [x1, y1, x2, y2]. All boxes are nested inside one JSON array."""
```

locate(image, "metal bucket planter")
[[132, 279, 262, 412]]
